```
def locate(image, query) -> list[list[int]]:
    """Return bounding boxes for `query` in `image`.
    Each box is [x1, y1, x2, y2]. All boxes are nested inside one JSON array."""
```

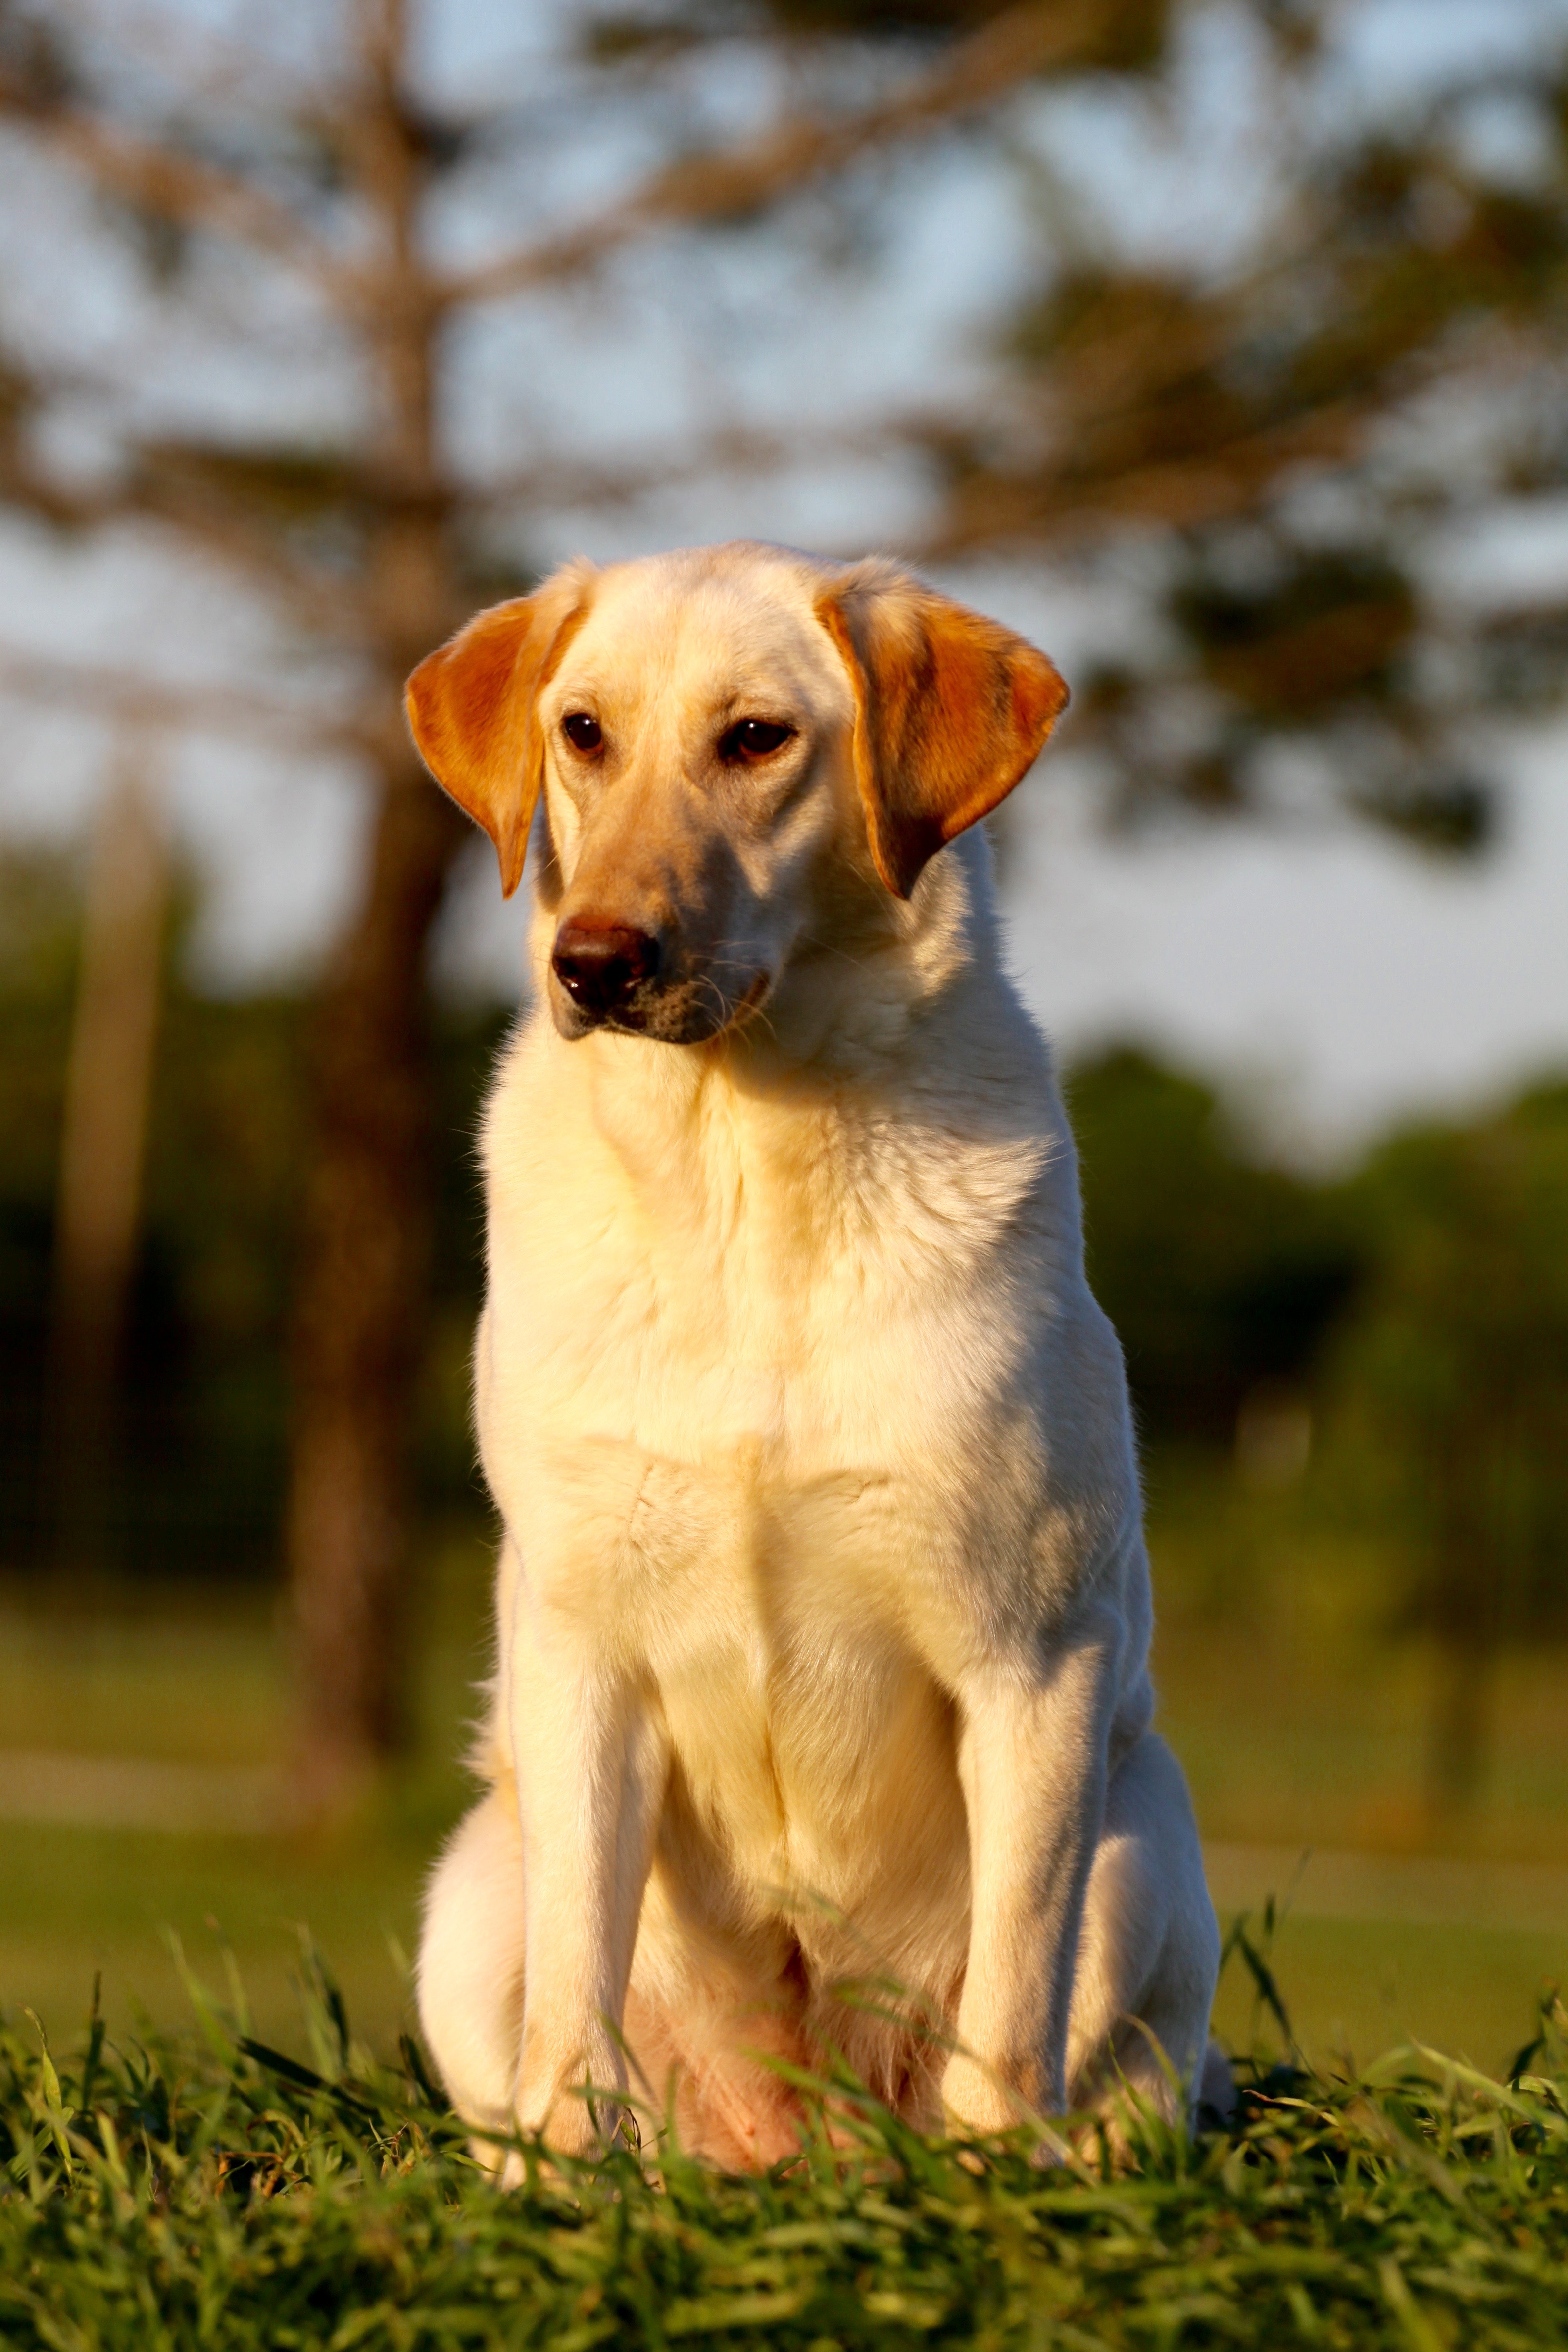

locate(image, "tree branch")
[[0, 642, 371, 750], [444, 0, 1109, 309], [0, 65, 350, 299], [0, 427, 367, 640], [458, 418, 822, 513], [913, 399, 1371, 559]]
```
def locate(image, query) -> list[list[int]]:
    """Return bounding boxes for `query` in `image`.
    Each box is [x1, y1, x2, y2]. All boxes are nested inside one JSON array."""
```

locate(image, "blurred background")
[[1, 0, 1566, 2080]]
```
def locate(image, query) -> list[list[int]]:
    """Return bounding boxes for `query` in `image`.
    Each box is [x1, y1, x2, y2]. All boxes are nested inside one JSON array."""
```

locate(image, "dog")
[[406, 540, 1223, 2170]]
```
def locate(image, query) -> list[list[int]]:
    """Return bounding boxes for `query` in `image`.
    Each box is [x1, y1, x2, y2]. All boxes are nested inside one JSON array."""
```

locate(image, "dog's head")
[[406, 542, 1067, 1043]]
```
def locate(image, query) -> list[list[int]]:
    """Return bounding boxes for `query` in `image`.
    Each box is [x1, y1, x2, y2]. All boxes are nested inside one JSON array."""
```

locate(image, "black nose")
[[551, 919, 660, 1020]]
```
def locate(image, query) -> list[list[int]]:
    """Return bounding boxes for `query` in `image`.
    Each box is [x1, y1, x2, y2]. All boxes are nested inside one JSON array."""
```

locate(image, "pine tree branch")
[[915, 398, 1368, 557], [0, 643, 370, 748], [458, 419, 813, 514], [0, 65, 350, 299], [0, 431, 364, 638], [444, 0, 1109, 309]]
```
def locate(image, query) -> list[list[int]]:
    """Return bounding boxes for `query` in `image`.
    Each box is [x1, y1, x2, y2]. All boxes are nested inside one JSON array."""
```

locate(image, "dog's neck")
[[775, 827, 1006, 1067], [510, 826, 1066, 1287]]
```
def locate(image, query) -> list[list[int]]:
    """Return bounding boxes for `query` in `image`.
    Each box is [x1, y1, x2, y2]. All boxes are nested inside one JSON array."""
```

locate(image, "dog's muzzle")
[[551, 919, 660, 1026]]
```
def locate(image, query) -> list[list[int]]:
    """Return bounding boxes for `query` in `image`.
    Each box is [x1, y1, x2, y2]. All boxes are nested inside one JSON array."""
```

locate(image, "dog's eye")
[[721, 719, 794, 762], [562, 712, 602, 753]]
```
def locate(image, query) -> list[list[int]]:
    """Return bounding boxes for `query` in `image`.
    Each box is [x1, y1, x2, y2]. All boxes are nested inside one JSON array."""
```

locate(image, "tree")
[[1067, 1046, 1358, 1450], [1326, 1086, 1568, 1812], [41, 735, 169, 1574], [913, 8, 1568, 843], [3, 0, 1564, 1813]]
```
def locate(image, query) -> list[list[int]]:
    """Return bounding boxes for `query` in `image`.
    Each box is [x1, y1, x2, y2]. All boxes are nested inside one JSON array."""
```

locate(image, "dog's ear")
[[405, 570, 592, 897], [816, 564, 1068, 898]]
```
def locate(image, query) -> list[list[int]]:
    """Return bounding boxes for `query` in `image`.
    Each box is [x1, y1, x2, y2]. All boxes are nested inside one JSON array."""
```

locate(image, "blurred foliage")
[[1068, 1047, 1360, 1445], [0, 852, 504, 1584], [1324, 1084, 1568, 1800], [1330, 1084, 1568, 1636], [586, 0, 1172, 67], [1069, 1048, 1568, 1591], [1067, 1044, 1568, 1805], [921, 19, 1568, 843]]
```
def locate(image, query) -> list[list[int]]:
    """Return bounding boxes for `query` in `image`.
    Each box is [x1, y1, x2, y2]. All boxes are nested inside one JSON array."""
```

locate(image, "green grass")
[[5, 1970, 1568, 2350], [4, 1547, 1568, 2343]]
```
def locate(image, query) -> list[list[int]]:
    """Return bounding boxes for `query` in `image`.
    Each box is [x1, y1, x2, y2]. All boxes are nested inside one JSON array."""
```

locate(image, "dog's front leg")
[[942, 1611, 1116, 2139], [508, 1594, 667, 2164]]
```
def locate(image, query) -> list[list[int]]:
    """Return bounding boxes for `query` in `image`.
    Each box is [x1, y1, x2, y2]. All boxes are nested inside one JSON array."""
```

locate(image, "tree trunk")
[[1424, 1503, 1499, 1818], [284, 0, 465, 1816], [45, 737, 167, 1574], [1427, 1629, 1492, 1817], [285, 742, 466, 1811]]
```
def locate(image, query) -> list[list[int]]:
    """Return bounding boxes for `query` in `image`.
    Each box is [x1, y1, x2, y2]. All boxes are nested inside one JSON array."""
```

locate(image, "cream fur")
[[413, 542, 1222, 2170]]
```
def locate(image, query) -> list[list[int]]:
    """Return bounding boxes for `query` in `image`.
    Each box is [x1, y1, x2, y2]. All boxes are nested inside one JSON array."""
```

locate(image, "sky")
[[1, 0, 1566, 1162], [1002, 739, 1568, 1162]]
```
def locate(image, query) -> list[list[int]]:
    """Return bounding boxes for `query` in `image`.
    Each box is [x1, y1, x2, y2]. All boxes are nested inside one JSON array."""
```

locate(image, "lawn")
[[4, 1547, 1568, 2345], [4, 1978, 1567, 2349]]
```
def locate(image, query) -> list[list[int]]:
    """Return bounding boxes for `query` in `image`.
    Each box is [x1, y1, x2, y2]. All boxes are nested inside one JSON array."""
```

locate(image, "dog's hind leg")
[[1065, 1731, 1222, 2135], [416, 1782, 526, 2162]]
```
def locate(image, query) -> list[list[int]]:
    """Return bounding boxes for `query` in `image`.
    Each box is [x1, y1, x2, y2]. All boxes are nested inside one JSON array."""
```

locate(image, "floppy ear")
[[404, 572, 591, 897], [816, 563, 1069, 898]]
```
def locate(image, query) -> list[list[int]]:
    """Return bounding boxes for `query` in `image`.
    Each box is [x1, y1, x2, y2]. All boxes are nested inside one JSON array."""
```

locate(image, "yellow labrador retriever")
[[407, 540, 1222, 2169]]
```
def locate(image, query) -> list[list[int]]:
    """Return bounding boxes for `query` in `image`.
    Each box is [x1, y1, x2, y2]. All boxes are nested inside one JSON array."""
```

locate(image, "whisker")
[[793, 929, 884, 979]]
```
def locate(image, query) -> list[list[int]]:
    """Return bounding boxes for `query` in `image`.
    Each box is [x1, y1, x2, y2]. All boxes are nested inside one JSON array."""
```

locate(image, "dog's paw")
[[938, 2053, 1056, 2146], [510, 2076, 635, 2173], [492, 2101, 632, 2190]]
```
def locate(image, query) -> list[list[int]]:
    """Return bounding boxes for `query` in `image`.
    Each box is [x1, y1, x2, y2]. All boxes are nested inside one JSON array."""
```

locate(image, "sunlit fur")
[[412, 542, 1223, 2174]]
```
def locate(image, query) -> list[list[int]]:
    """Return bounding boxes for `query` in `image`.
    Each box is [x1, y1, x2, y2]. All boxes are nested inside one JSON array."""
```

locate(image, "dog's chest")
[[570, 1428, 971, 1887], [484, 1036, 1055, 1493], [482, 1029, 1071, 1869], [487, 1197, 1041, 1671]]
